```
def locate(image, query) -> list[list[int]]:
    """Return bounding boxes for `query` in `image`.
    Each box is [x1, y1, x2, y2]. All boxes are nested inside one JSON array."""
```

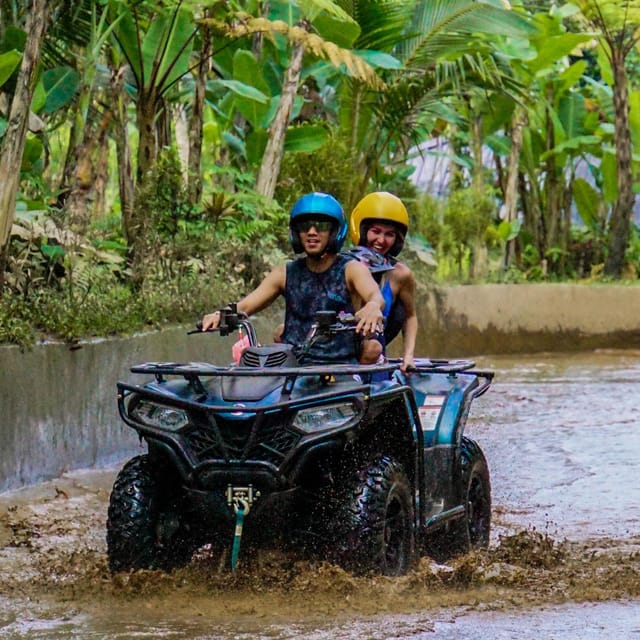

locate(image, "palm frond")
[[397, 0, 536, 68], [203, 15, 384, 88], [350, 0, 416, 52]]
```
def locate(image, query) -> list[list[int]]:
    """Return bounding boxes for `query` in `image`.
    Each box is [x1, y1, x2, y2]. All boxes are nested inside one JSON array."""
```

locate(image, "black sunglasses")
[[296, 219, 333, 233]]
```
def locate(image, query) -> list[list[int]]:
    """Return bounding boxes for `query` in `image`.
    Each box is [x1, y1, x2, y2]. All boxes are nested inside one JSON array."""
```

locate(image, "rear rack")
[[391, 358, 495, 398], [395, 357, 477, 373]]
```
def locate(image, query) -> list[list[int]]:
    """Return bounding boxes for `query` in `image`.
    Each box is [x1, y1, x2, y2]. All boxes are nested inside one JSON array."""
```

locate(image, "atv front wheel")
[[106, 455, 195, 572], [331, 456, 415, 576]]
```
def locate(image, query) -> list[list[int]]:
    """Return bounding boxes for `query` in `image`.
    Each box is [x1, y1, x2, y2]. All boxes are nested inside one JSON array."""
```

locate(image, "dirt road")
[[0, 350, 638, 638]]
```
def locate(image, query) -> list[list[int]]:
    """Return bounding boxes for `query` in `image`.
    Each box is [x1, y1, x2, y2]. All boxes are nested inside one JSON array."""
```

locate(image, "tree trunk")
[[62, 42, 103, 233], [545, 101, 561, 253], [92, 121, 110, 220], [605, 50, 635, 278], [111, 66, 135, 244], [471, 112, 484, 194], [502, 107, 526, 267], [255, 33, 306, 199], [136, 91, 158, 183], [0, 0, 49, 289], [188, 21, 211, 204], [65, 111, 112, 234]]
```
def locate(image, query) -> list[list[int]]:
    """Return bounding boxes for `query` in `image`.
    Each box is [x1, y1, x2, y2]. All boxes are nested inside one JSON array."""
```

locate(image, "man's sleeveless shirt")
[[282, 255, 357, 363]]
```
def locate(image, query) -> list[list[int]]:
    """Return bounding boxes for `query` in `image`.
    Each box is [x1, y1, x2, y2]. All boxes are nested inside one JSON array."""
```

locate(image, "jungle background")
[[2, 0, 640, 349]]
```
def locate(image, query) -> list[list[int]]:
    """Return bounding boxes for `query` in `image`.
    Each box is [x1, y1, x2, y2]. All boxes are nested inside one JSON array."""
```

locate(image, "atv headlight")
[[129, 400, 189, 431], [292, 402, 358, 434]]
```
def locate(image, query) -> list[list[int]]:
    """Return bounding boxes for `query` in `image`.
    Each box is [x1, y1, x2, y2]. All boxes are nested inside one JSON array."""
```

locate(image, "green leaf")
[[351, 50, 402, 70], [542, 87, 599, 160], [111, 6, 143, 84], [573, 177, 601, 230], [1, 26, 26, 53], [543, 135, 601, 157], [601, 151, 618, 204], [629, 91, 640, 154], [31, 78, 46, 113], [93, 239, 127, 253], [313, 10, 360, 48], [596, 40, 613, 87], [142, 8, 194, 93], [113, 5, 194, 95], [245, 129, 268, 166], [231, 51, 272, 128], [210, 79, 269, 103], [202, 121, 220, 145], [42, 67, 80, 114], [283, 125, 329, 152], [233, 50, 271, 96], [222, 131, 245, 157], [298, 0, 354, 24], [485, 133, 511, 157], [0, 49, 20, 88], [21, 136, 44, 171], [481, 95, 515, 134], [41, 243, 65, 260], [554, 60, 587, 97], [529, 33, 594, 76], [496, 219, 520, 241]]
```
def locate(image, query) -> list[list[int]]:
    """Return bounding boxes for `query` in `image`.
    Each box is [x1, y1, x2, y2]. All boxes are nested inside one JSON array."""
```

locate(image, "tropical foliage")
[[2, 0, 640, 347]]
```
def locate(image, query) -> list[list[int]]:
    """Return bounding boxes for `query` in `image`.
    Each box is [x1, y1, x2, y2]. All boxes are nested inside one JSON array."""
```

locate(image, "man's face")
[[366, 222, 397, 255], [296, 218, 333, 256]]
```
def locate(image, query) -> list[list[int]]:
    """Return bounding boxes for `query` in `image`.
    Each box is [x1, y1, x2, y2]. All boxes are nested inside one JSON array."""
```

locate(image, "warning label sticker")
[[418, 395, 446, 430]]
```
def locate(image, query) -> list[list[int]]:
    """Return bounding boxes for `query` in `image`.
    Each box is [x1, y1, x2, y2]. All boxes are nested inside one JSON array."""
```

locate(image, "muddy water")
[[0, 350, 639, 639]]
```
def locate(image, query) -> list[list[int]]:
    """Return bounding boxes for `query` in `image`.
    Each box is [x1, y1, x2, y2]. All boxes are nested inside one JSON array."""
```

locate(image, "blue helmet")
[[289, 192, 347, 254]]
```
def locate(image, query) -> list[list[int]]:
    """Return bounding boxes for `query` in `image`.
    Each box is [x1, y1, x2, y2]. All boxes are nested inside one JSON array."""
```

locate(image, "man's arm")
[[345, 260, 385, 335], [202, 265, 286, 331]]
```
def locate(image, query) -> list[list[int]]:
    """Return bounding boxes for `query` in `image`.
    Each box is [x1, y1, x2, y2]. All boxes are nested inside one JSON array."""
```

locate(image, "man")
[[348, 191, 417, 371], [202, 192, 384, 363]]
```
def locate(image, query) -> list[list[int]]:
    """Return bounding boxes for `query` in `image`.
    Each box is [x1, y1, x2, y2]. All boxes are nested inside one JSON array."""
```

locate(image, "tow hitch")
[[226, 485, 260, 572]]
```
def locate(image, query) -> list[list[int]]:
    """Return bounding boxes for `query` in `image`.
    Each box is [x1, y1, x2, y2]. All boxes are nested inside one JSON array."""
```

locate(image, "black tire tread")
[[106, 455, 193, 572], [331, 456, 415, 576]]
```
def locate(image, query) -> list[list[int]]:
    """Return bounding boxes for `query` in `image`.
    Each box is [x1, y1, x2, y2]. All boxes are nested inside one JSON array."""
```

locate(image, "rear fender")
[[408, 371, 491, 446]]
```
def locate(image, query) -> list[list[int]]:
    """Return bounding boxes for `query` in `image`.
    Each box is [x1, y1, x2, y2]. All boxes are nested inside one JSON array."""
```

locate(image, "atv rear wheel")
[[331, 456, 415, 576], [107, 455, 195, 572], [429, 437, 491, 560]]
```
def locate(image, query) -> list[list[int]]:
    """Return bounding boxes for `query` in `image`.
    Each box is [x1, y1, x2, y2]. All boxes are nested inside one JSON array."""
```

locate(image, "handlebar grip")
[[337, 312, 358, 325]]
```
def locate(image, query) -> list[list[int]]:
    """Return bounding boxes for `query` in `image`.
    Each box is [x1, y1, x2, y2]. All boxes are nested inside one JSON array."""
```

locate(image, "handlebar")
[[192, 307, 374, 356], [190, 303, 258, 346], [302, 310, 362, 349]]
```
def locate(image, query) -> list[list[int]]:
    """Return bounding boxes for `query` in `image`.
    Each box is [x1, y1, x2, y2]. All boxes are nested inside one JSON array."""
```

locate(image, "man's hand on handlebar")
[[201, 310, 221, 332]]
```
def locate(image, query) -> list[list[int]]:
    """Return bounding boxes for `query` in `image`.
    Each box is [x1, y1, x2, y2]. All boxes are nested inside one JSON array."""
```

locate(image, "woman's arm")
[[395, 264, 417, 369]]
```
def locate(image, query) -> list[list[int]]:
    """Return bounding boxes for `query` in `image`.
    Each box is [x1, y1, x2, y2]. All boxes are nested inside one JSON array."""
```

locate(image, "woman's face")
[[366, 222, 397, 255]]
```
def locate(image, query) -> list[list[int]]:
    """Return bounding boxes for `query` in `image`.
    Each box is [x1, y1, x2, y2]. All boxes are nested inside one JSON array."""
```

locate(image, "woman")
[[348, 191, 417, 370]]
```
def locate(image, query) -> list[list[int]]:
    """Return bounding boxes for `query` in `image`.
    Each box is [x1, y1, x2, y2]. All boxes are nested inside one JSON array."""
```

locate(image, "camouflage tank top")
[[282, 254, 357, 363]]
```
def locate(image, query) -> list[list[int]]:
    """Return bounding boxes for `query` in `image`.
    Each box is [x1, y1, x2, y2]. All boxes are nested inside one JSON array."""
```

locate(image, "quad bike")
[[107, 305, 493, 576]]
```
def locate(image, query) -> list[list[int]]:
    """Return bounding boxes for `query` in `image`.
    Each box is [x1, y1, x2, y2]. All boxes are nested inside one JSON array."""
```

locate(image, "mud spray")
[[0, 471, 638, 635]]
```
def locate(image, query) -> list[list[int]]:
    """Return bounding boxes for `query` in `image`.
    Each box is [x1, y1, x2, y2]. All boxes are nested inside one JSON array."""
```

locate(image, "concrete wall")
[[0, 317, 274, 493], [2, 284, 639, 491], [407, 283, 640, 357]]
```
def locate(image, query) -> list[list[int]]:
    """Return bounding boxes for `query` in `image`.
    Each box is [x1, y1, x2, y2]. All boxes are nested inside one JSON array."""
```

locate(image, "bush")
[[275, 130, 358, 210], [413, 186, 496, 281]]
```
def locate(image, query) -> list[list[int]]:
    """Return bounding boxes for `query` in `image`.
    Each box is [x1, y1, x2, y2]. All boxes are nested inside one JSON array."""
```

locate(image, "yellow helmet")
[[349, 192, 409, 257]]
